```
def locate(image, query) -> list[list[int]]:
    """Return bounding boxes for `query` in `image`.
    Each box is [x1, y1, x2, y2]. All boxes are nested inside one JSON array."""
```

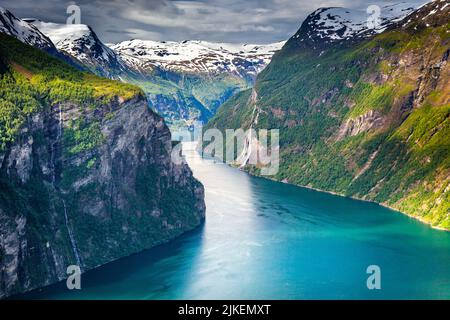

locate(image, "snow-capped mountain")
[[0, 7, 55, 51], [24, 18, 284, 125], [21, 16, 284, 84], [27, 20, 125, 78], [111, 40, 285, 79], [291, 2, 419, 46]]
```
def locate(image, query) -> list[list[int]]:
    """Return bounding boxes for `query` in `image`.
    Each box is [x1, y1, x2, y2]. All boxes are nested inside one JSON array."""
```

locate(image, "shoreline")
[[242, 168, 450, 232], [186, 142, 449, 232]]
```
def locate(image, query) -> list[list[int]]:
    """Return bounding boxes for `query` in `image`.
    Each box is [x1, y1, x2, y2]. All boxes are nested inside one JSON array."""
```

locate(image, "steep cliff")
[[0, 33, 205, 298], [205, 1, 449, 229]]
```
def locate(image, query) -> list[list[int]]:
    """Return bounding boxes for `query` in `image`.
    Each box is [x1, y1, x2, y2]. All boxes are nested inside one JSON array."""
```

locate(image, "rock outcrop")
[[337, 110, 385, 139]]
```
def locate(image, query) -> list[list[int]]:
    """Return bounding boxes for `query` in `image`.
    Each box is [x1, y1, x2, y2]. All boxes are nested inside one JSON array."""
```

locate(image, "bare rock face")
[[0, 95, 205, 298], [337, 110, 385, 139]]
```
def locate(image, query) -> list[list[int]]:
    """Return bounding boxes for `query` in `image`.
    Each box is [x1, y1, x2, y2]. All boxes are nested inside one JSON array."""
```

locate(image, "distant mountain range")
[[111, 39, 284, 79], [28, 20, 127, 78], [109, 39, 284, 127], [0, 7, 284, 128]]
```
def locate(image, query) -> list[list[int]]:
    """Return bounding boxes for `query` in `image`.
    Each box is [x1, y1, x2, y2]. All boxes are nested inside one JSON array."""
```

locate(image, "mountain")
[[0, 8, 284, 129], [205, 0, 450, 229], [27, 20, 126, 78], [0, 7, 55, 51], [111, 39, 284, 128], [289, 2, 416, 48], [0, 32, 205, 298], [111, 40, 285, 81]]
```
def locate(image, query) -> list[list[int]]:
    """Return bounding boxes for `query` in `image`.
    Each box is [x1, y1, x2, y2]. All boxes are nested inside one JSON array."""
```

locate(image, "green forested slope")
[[206, 2, 450, 229], [0, 33, 142, 150]]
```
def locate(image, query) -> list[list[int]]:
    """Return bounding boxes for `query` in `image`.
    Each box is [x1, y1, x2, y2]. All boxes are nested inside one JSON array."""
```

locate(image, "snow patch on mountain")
[[292, 2, 422, 45], [28, 20, 124, 77], [0, 7, 55, 50], [111, 39, 285, 77]]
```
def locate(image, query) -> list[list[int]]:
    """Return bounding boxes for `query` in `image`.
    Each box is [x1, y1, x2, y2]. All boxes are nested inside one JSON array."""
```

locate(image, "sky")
[[0, 0, 426, 44]]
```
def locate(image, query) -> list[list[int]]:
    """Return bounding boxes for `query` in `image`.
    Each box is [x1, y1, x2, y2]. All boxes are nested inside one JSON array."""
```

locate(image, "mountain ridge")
[[290, 2, 417, 46], [111, 39, 285, 79], [28, 19, 127, 78], [0, 7, 55, 51]]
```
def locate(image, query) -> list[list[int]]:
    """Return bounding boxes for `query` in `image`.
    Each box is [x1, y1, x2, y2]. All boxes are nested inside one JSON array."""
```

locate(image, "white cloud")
[[1, 0, 427, 43]]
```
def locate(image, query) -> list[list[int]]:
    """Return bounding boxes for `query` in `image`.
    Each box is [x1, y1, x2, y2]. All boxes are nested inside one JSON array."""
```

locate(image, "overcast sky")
[[1, 0, 425, 44]]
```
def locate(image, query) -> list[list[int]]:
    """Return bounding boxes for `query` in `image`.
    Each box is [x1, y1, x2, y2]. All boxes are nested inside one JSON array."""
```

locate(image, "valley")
[[0, 0, 449, 300], [17, 143, 450, 299]]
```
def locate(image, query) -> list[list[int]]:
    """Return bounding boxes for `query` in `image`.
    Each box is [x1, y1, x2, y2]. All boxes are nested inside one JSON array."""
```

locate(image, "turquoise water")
[[23, 144, 450, 299]]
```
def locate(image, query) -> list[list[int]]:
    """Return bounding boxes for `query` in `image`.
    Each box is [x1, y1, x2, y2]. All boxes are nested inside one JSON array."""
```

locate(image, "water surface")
[[23, 143, 450, 299]]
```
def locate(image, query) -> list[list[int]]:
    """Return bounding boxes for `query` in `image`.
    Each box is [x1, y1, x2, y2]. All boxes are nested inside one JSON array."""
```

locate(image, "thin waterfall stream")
[[54, 104, 82, 268], [62, 199, 82, 268]]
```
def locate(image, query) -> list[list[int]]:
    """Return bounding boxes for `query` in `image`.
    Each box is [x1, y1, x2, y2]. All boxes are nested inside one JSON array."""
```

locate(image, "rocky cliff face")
[[0, 94, 205, 299], [0, 33, 205, 298], [337, 110, 385, 139]]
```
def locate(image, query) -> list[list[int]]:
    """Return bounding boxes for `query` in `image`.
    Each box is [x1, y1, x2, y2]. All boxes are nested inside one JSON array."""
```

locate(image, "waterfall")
[[235, 127, 253, 168], [236, 89, 259, 167], [53, 106, 81, 268], [50, 105, 63, 185], [58, 104, 63, 138], [50, 141, 56, 185], [62, 199, 82, 268]]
